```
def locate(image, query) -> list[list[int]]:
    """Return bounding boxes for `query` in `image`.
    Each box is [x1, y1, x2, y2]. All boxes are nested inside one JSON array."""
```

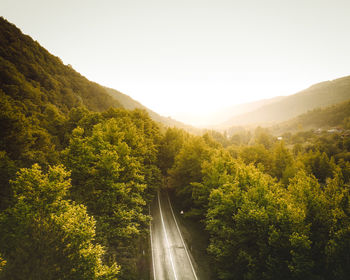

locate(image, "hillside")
[[106, 87, 200, 133], [222, 76, 350, 127], [0, 16, 196, 134], [272, 99, 350, 134], [210, 96, 286, 128], [0, 17, 164, 278], [0, 17, 122, 113]]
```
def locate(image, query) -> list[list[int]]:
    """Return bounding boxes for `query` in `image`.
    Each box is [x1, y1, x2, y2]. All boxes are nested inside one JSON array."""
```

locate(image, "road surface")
[[150, 189, 198, 280]]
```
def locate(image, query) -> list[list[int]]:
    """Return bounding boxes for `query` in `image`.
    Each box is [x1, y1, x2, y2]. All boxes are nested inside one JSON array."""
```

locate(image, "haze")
[[2, 0, 350, 126]]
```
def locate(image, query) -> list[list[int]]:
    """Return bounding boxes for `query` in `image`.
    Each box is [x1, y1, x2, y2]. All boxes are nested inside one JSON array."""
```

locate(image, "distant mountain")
[[105, 87, 199, 133], [225, 96, 286, 117], [272, 99, 350, 134], [210, 96, 285, 128], [221, 76, 350, 127]]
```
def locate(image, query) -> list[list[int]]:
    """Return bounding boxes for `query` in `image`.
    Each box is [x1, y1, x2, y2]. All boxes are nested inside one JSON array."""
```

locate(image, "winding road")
[[150, 190, 198, 280]]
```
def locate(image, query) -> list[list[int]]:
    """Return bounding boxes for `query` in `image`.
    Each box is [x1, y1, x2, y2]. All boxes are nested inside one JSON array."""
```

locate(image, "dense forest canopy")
[[159, 125, 350, 279], [0, 17, 350, 280]]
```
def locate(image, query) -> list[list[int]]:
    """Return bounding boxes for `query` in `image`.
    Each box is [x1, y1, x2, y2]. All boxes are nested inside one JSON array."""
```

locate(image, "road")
[[150, 189, 198, 280]]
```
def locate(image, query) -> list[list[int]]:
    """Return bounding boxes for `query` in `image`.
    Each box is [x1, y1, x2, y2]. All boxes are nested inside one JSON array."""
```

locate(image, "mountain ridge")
[[105, 87, 199, 133], [2, 16, 349, 135], [207, 95, 286, 128], [0, 16, 123, 113], [220, 76, 350, 128], [0, 16, 198, 133], [271, 99, 350, 134]]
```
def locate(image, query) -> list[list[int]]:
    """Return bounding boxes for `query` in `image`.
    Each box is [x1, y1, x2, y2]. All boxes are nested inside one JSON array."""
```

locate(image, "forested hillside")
[[0, 17, 162, 279], [1, 16, 350, 280], [0, 17, 122, 113], [272, 99, 350, 133], [223, 76, 350, 126]]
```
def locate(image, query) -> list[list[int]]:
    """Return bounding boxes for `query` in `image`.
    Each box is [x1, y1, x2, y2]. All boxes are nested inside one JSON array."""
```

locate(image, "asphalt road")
[[150, 190, 198, 280]]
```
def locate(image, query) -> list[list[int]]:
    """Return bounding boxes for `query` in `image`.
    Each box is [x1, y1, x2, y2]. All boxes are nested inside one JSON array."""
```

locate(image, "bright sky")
[[2, 0, 350, 126]]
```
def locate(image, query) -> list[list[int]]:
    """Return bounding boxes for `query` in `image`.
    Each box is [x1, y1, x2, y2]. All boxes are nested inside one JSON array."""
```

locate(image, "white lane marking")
[[167, 192, 199, 280], [158, 191, 178, 280], [149, 205, 157, 280]]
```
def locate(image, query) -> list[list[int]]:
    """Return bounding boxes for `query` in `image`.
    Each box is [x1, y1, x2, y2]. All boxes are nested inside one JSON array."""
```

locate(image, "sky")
[[2, 0, 350, 126]]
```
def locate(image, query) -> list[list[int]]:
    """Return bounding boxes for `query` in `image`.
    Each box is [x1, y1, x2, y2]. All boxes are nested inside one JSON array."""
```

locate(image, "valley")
[[0, 15, 350, 280]]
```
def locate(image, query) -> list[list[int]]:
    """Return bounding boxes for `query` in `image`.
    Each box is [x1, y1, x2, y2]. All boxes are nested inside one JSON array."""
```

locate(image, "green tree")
[[0, 164, 118, 280], [191, 149, 235, 218], [272, 141, 293, 180], [0, 255, 5, 273], [323, 171, 350, 279], [254, 127, 274, 149], [0, 151, 17, 210], [205, 162, 312, 280], [287, 170, 350, 279], [63, 115, 155, 279], [239, 144, 273, 174], [300, 150, 336, 183], [158, 127, 186, 175], [169, 135, 214, 210]]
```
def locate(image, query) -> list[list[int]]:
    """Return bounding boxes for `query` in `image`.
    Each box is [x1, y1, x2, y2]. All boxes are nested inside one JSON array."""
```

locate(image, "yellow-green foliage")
[[167, 127, 350, 280], [0, 255, 5, 273], [63, 108, 162, 279], [0, 165, 119, 280]]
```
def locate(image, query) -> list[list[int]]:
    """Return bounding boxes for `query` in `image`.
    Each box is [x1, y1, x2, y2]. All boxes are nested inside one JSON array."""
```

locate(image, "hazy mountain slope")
[[105, 87, 200, 133], [104, 87, 148, 111], [214, 96, 285, 125], [272, 99, 350, 134], [0, 17, 122, 113], [223, 76, 350, 126]]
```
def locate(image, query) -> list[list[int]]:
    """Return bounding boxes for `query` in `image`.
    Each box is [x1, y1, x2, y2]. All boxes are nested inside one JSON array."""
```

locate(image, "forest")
[[1, 17, 350, 280], [164, 126, 350, 280]]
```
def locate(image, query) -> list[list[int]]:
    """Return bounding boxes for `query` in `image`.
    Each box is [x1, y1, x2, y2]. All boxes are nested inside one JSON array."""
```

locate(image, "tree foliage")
[[166, 126, 350, 280], [63, 109, 161, 279], [0, 165, 119, 280]]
